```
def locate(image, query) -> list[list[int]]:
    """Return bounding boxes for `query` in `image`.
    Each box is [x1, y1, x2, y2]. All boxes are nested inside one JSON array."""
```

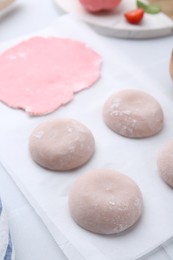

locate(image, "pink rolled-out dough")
[[0, 37, 101, 115]]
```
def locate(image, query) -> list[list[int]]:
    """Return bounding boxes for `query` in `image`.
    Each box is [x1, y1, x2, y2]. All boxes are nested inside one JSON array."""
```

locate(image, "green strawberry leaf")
[[145, 4, 160, 14], [137, 0, 161, 14], [137, 0, 148, 9]]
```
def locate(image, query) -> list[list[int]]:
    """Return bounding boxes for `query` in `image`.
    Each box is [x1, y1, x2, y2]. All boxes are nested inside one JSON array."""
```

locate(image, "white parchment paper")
[[0, 15, 173, 260]]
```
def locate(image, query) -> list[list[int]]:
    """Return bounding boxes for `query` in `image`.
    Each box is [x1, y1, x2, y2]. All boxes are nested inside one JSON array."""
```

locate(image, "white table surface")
[[0, 1, 173, 259]]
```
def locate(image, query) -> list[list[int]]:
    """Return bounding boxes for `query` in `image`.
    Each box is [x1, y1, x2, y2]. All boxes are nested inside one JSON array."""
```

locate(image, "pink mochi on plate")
[[79, 0, 122, 12]]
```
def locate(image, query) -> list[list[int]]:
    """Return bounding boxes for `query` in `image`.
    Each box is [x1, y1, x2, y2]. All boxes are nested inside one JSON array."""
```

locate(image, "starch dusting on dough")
[[29, 118, 95, 171], [103, 89, 164, 138], [69, 169, 143, 235], [0, 37, 101, 115], [157, 141, 173, 187]]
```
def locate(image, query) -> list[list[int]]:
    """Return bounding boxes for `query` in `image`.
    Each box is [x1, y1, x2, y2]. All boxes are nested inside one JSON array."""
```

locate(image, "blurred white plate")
[[53, 0, 173, 39]]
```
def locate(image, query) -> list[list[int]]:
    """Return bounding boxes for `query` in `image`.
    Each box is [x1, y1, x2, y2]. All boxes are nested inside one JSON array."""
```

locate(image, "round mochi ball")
[[157, 141, 173, 187], [29, 119, 95, 171], [79, 0, 121, 12], [169, 50, 173, 81], [103, 89, 164, 138], [69, 169, 143, 235]]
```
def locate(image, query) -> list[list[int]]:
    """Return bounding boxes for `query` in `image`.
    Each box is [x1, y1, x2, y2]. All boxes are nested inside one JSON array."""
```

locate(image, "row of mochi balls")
[[29, 89, 173, 235]]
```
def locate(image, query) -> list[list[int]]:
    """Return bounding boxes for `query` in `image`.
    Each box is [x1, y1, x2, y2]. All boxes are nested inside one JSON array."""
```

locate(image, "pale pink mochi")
[[103, 89, 164, 138], [79, 0, 121, 12], [0, 37, 101, 116], [29, 118, 95, 171], [69, 169, 143, 235], [157, 141, 173, 187]]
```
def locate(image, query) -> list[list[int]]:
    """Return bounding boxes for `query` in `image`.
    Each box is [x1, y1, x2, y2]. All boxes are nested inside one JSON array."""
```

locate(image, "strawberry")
[[124, 8, 144, 24]]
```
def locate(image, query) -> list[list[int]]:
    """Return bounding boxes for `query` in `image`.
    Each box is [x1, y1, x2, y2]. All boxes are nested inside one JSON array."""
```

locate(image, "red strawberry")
[[124, 8, 144, 24]]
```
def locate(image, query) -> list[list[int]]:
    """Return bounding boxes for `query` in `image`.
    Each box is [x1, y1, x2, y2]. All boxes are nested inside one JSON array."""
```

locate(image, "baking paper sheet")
[[0, 15, 173, 260]]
